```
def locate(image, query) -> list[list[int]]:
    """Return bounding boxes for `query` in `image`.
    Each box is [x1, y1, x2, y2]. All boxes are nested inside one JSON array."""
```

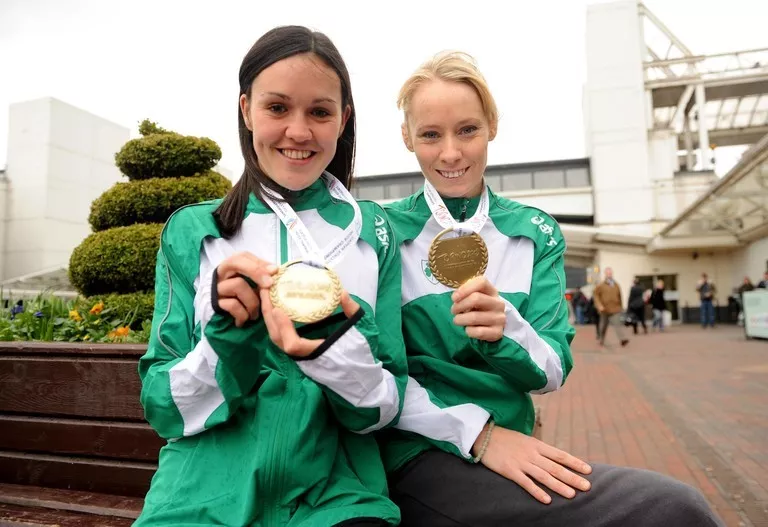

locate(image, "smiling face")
[[402, 79, 495, 198], [239, 53, 351, 191]]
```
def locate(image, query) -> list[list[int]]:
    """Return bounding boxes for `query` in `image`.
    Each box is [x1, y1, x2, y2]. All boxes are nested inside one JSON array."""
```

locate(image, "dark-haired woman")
[[135, 26, 406, 527]]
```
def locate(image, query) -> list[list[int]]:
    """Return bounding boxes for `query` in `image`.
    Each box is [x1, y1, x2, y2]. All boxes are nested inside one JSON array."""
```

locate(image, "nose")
[[439, 136, 461, 165], [285, 114, 312, 143]]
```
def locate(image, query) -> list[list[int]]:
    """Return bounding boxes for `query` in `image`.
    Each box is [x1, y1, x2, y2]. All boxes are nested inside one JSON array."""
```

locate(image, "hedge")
[[78, 291, 156, 330], [89, 171, 230, 231], [115, 133, 221, 181], [69, 223, 163, 296]]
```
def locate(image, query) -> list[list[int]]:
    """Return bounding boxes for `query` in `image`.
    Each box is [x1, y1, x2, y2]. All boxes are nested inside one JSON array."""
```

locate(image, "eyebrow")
[[416, 118, 482, 131], [260, 91, 338, 105]]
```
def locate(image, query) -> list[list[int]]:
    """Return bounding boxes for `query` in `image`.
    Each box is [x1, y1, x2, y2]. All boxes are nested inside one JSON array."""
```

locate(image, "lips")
[[279, 148, 316, 160], [436, 167, 468, 179]]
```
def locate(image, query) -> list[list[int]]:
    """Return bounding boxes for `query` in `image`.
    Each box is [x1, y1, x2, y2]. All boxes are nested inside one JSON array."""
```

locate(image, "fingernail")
[[568, 489, 576, 498], [266, 265, 278, 273], [261, 277, 273, 288], [581, 481, 591, 491]]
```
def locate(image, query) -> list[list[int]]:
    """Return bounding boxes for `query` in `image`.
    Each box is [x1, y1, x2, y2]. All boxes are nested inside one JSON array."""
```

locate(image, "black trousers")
[[389, 450, 723, 527], [630, 306, 647, 334]]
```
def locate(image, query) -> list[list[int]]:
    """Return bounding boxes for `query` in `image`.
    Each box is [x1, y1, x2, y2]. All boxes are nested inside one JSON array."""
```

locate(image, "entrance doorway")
[[635, 274, 680, 321]]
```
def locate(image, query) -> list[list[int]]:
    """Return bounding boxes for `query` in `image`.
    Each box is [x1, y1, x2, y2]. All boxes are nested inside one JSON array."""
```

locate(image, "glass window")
[[565, 168, 590, 187], [386, 182, 414, 200], [355, 185, 385, 200], [502, 172, 533, 191], [485, 174, 502, 191], [533, 170, 565, 189]]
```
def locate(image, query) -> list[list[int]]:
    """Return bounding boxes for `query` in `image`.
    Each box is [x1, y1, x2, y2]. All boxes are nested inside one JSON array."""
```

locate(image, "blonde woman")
[[380, 51, 723, 527]]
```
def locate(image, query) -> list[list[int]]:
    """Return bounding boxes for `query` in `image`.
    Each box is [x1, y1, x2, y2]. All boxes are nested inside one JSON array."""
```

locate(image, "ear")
[[488, 119, 498, 141], [339, 105, 352, 138], [401, 123, 414, 152], [240, 94, 252, 130]]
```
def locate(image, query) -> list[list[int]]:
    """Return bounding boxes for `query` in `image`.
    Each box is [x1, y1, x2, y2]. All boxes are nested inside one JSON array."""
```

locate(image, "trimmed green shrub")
[[89, 171, 230, 231], [138, 120, 170, 136], [78, 292, 156, 330], [115, 133, 221, 181], [69, 223, 163, 296]]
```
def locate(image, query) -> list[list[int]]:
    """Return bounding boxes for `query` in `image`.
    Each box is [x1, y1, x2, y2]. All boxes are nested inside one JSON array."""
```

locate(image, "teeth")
[[281, 149, 313, 160], [439, 169, 466, 179]]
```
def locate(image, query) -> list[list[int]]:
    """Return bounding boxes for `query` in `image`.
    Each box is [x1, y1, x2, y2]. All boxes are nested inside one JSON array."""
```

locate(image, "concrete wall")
[[584, 1, 654, 232], [498, 187, 593, 218], [2, 98, 129, 280], [730, 237, 768, 287]]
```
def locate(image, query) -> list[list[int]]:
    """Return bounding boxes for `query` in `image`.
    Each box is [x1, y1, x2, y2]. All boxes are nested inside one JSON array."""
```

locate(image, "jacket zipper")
[[460, 199, 468, 222], [265, 219, 294, 526]]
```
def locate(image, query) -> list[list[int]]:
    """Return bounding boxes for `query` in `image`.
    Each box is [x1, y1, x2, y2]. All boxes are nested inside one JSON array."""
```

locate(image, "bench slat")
[[0, 342, 147, 358], [0, 483, 143, 519], [0, 451, 156, 498], [0, 502, 135, 527], [0, 357, 145, 419], [0, 415, 162, 461]]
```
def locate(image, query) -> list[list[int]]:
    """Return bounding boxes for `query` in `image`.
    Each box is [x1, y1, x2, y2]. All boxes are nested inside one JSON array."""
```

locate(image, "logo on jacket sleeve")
[[531, 215, 558, 247], [374, 214, 390, 253], [422, 260, 438, 285]]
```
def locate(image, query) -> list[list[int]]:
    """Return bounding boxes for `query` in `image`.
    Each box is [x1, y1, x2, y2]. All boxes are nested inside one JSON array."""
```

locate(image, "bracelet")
[[472, 419, 495, 464]]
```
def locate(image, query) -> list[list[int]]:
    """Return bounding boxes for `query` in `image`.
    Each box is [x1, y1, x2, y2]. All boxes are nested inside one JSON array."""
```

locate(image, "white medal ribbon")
[[260, 172, 362, 269], [422, 180, 490, 236]]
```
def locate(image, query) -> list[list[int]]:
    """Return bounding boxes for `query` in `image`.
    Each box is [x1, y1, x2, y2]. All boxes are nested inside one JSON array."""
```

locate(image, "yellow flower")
[[89, 302, 104, 315], [108, 326, 130, 340], [69, 310, 82, 321], [83, 335, 90, 341]]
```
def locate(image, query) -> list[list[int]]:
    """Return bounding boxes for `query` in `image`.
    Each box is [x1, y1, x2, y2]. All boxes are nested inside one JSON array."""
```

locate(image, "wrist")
[[471, 422, 489, 456], [470, 419, 495, 463]]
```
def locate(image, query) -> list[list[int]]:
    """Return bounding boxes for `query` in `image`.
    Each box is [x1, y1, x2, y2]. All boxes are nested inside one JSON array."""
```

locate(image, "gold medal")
[[269, 260, 342, 323], [428, 228, 488, 288]]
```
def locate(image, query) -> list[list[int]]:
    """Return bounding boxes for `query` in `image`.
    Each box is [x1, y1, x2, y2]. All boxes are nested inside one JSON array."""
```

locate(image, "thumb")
[[340, 290, 360, 318]]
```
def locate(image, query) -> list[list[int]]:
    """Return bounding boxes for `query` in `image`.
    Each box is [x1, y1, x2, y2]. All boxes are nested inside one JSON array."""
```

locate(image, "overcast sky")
[[2, 0, 767, 179]]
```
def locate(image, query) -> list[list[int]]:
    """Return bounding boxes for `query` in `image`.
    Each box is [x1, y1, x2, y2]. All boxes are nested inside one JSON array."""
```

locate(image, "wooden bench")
[[0, 342, 163, 525], [0, 341, 545, 524]]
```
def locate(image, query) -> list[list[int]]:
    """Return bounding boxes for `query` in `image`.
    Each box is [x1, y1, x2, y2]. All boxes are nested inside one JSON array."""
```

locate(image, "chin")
[[429, 175, 478, 198], [275, 168, 324, 191]]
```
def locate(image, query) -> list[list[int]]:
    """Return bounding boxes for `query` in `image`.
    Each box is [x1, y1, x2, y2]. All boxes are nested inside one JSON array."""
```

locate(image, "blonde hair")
[[397, 51, 498, 131]]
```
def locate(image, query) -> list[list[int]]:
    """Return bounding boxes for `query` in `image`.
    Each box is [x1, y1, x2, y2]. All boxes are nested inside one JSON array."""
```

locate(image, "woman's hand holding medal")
[[260, 288, 360, 358], [450, 276, 506, 342], [215, 252, 278, 327]]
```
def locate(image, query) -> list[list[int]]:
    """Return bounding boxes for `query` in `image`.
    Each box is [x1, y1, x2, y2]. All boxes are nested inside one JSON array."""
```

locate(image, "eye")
[[459, 125, 478, 135], [420, 131, 439, 140], [268, 103, 287, 114], [311, 108, 331, 118]]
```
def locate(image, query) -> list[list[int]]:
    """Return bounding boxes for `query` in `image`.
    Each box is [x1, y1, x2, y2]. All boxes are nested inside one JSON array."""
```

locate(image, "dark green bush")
[[78, 292, 156, 330], [115, 133, 221, 181], [69, 224, 163, 296], [89, 171, 230, 231]]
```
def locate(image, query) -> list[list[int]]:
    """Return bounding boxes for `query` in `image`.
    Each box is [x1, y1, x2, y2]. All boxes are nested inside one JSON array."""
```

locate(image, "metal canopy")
[[649, 133, 768, 252], [641, 2, 768, 167]]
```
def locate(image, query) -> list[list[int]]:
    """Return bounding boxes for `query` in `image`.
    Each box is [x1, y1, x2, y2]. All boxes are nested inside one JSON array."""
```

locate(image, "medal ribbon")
[[261, 172, 362, 268], [422, 180, 490, 236]]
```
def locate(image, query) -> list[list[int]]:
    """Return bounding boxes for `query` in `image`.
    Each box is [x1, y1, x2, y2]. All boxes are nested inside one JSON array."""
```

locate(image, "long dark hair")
[[214, 26, 357, 238]]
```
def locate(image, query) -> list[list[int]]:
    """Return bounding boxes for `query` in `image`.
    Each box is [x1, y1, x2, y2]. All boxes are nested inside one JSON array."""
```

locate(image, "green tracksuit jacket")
[[135, 179, 407, 526], [379, 185, 575, 472]]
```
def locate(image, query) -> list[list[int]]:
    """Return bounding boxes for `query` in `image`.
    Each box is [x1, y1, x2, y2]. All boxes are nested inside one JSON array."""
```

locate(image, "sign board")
[[743, 290, 768, 340]]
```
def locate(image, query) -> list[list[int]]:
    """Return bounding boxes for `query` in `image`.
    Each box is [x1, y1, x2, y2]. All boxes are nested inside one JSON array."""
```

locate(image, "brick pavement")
[[534, 324, 768, 527]]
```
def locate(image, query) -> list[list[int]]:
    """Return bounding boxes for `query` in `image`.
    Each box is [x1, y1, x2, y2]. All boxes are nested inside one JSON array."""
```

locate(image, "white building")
[[0, 98, 129, 295]]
